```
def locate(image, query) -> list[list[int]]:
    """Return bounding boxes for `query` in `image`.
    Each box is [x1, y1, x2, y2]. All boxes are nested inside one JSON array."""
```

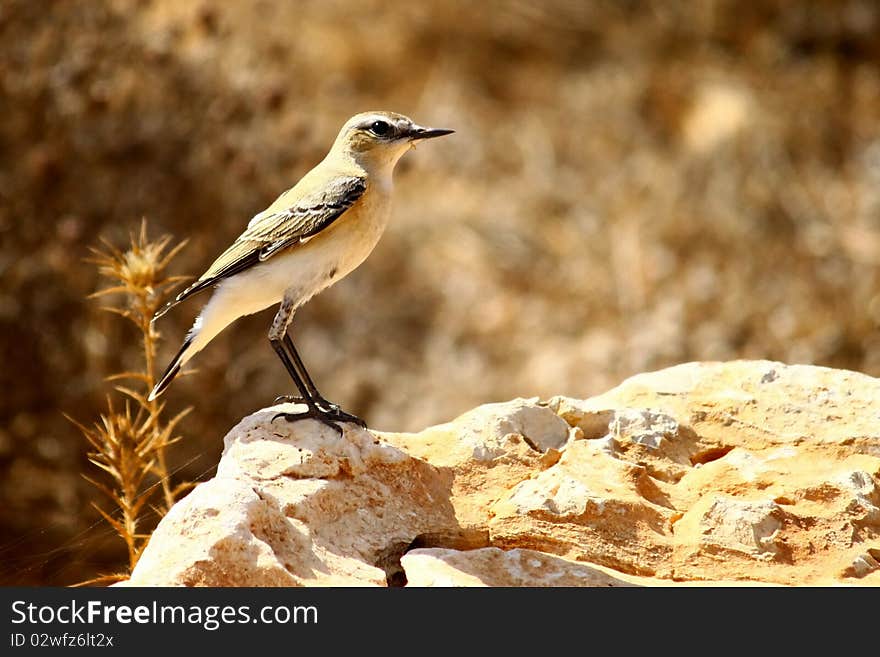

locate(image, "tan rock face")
[[401, 547, 638, 587], [127, 361, 880, 586], [390, 399, 572, 532], [127, 407, 460, 586], [541, 361, 880, 584]]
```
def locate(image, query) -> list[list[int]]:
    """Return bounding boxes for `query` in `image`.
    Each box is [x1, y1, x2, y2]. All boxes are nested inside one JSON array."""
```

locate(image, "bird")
[[147, 111, 453, 433]]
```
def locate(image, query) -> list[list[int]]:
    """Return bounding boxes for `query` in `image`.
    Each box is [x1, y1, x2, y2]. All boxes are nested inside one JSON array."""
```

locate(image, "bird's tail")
[[148, 333, 195, 401], [148, 282, 249, 401]]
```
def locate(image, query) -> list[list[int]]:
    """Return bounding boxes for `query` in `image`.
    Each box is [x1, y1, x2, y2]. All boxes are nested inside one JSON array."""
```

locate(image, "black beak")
[[409, 125, 455, 140]]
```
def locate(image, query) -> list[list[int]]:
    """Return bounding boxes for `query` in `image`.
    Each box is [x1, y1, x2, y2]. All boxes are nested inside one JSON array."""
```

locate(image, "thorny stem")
[[140, 307, 174, 512], [77, 220, 191, 580], [120, 451, 140, 571]]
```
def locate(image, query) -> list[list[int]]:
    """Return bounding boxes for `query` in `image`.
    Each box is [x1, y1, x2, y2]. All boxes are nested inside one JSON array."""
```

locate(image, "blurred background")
[[2, 0, 880, 584]]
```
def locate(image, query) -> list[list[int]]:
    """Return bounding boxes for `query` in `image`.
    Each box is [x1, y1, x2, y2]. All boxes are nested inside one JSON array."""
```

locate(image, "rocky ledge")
[[124, 360, 880, 587]]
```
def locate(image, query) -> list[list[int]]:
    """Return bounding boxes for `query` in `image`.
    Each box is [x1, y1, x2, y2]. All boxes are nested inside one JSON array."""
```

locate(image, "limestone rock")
[[126, 361, 880, 587], [545, 361, 880, 584], [401, 547, 638, 587], [126, 475, 383, 586], [389, 398, 573, 531], [489, 437, 675, 575], [127, 405, 459, 586]]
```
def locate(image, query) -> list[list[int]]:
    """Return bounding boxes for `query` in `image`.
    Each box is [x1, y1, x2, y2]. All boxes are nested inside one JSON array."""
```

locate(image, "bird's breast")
[[252, 185, 391, 307], [206, 183, 392, 319], [324, 185, 391, 274]]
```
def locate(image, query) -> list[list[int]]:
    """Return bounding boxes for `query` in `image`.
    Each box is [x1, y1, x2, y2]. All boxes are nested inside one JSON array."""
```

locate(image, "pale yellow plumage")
[[148, 111, 452, 432]]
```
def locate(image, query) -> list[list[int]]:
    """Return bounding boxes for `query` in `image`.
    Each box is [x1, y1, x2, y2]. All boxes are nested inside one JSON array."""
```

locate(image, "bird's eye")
[[369, 120, 391, 136]]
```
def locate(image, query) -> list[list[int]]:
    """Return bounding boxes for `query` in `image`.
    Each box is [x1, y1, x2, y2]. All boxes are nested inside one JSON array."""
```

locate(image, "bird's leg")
[[267, 297, 365, 432], [268, 339, 311, 405], [282, 333, 345, 412], [282, 332, 367, 428], [281, 332, 322, 401], [267, 298, 309, 396]]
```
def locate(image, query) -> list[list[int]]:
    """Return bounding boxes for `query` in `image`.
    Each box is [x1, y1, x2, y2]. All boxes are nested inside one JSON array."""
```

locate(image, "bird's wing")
[[153, 174, 367, 320]]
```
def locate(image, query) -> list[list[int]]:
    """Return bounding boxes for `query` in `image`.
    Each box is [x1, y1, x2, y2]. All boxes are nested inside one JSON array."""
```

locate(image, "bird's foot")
[[324, 406, 368, 428], [272, 405, 345, 435], [272, 402, 367, 434], [311, 397, 367, 428]]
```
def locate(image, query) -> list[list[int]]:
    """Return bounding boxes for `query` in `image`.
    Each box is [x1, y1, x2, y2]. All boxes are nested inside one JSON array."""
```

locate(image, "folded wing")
[[153, 175, 367, 320]]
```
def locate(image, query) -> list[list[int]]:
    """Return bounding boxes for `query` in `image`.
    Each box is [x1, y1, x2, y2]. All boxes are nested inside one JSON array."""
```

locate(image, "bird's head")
[[331, 111, 453, 175]]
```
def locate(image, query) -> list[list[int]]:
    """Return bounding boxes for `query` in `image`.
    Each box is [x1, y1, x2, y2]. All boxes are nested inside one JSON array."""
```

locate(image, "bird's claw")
[[271, 402, 368, 433], [323, 406, 368, 428], [310, 397, 367, 428], [272, 408, 344, 435]]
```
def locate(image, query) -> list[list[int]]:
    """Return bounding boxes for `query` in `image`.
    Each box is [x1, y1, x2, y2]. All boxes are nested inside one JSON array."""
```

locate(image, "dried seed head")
[[88, 219, 188, 325]]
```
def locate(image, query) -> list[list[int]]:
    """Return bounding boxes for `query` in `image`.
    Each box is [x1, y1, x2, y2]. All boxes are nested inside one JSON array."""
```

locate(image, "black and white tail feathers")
[[148, 332, 194, 401]]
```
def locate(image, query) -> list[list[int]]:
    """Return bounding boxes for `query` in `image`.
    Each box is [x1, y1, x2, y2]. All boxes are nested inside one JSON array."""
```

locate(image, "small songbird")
[[148, 111, 453, 432]]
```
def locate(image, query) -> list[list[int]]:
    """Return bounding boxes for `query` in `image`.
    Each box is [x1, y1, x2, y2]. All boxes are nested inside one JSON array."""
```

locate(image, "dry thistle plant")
[[69, 220, 192, 583], [70, 399, 178, 578]]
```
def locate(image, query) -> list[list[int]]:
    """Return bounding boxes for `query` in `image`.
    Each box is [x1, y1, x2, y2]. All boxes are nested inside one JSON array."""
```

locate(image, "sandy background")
[[2, 0, 879, 584]]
